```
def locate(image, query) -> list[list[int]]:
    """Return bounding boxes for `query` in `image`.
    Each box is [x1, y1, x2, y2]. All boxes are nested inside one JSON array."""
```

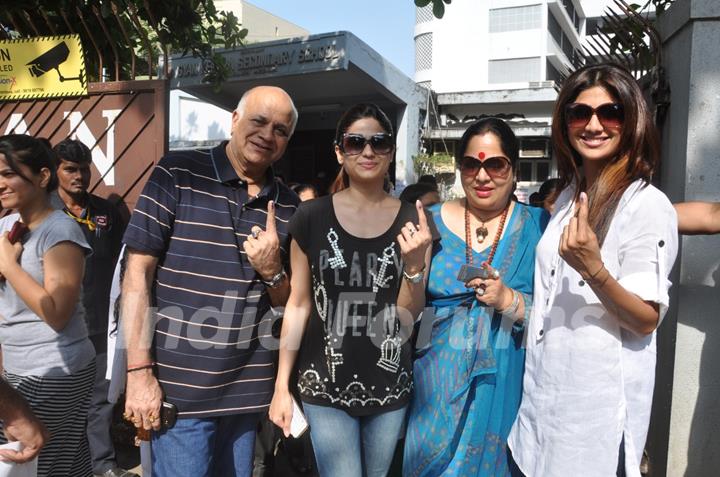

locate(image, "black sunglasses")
[[565, 102, 624, 129], [338, 133, 395, 156], [459, 156, 512, 179]]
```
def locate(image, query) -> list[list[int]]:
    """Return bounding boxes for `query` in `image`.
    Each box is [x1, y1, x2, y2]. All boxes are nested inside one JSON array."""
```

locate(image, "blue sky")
[[251, 1, 416, 77]]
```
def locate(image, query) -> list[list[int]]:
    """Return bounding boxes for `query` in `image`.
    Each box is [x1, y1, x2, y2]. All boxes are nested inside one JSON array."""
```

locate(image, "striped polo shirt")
[[123, 142, 299, 417]]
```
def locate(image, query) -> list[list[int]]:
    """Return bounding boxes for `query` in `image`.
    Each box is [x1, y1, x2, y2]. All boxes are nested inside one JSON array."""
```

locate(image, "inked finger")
[[577, 192, 590, 228], [265, 200, 277, 236], [416, 200, 430, 231]]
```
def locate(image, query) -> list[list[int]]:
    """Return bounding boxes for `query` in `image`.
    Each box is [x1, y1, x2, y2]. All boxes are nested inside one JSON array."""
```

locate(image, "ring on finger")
[[475, 284, 486, 296], [251, 228, 261, 239], [408, 227, 415, 237]]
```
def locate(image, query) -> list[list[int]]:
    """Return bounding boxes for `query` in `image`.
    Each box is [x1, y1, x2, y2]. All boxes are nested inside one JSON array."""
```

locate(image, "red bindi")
[[478, 152, 486, 160]]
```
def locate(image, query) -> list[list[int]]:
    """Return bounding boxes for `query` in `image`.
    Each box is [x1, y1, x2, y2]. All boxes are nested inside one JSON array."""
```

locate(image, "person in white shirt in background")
[[507, 63, 678, 477]]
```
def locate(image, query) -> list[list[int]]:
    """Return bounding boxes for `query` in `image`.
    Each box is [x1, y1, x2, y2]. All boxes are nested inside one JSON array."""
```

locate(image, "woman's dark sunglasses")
[[565, 102, 624, 129], [338, 133, 395, 156], [459, 156, 512, 179]]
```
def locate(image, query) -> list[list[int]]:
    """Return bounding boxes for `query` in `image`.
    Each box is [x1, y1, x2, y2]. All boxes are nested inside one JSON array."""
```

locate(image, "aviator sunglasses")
[[338, 133, 395, 156], [459, 155, 512, 180], [565, 102, 624, 129]]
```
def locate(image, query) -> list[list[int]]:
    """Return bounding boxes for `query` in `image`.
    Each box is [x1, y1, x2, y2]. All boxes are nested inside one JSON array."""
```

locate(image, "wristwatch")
[[403, 266, 425, 284], [262, 269, 287, 288]]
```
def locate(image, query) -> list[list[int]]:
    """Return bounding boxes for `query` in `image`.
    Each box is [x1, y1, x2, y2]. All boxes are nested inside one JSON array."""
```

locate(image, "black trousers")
[[87, 335, 118, 474]]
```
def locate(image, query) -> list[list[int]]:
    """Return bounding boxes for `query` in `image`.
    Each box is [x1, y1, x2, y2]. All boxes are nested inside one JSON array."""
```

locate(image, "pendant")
[[476, 225, 488, 243]]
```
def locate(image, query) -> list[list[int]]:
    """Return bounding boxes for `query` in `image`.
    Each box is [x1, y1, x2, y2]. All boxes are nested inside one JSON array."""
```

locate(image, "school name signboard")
[[0, 34, 88, 101], [170, 33, 349, 87]]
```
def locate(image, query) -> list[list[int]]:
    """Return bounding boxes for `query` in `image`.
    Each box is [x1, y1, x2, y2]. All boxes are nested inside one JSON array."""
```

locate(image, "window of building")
[[557, 0, 581, 34], [546, 59, 563, 84], [548, 12, 562, 45], [521, 138, 549, 157], [489, 4, 542, 33], [517, 159, 552, 183], [488, 57, 541, 83], [586, 17, 602, 36], [415, 33, 433, 73]]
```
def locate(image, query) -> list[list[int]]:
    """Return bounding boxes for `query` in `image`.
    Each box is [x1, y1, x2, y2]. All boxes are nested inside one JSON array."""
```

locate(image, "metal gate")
[[0, 79, 168, 216]]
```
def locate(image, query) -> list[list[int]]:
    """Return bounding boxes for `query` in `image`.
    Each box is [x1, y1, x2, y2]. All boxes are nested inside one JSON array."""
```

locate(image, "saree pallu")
[[403, 203, 546, 477]]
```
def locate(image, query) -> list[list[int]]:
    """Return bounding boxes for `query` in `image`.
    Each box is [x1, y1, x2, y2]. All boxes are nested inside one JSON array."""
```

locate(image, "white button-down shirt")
[[508, 180, 678, 477]]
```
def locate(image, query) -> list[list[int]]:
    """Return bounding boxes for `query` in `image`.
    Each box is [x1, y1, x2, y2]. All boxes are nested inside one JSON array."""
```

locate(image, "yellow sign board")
[[0, 35, 87, 101]]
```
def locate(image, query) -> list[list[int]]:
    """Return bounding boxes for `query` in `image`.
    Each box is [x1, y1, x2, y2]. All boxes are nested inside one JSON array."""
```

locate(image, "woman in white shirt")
[[507, 64, 678, 476]]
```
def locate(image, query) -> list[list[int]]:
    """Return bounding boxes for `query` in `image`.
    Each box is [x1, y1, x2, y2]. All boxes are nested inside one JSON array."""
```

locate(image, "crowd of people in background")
[[0, 63, 719, 477]]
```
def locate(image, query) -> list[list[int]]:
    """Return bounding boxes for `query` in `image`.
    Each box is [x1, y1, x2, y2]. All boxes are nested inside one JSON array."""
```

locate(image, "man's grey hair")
[[235, 87, 299, 135]]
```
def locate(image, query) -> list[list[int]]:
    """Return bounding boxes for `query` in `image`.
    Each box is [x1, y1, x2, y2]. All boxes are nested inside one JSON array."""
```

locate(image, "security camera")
[[26, 41, 80, 82]]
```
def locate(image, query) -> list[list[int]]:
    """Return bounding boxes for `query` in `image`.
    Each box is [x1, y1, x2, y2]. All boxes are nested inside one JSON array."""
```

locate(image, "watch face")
[[266, 270, 286, 288], [405, 270, 424, 284]]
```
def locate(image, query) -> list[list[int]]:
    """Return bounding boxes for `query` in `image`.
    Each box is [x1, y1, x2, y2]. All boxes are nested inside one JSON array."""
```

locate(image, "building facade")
[[415, 0, 597, 196], [169, 1, 426, 194], [169, 1, 309, 151]]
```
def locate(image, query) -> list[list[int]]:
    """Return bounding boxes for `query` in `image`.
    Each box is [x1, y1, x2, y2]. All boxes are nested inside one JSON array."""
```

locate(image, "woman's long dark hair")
[[330, 103, 394, 193], [552, 63, 659, 245], [0, 134, 58, 192]]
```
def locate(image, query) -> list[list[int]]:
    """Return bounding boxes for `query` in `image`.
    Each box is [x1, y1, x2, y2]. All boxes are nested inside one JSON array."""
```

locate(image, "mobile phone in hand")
[[456, 264, 492, 283], [290, 397, 309, 438], [8, 221, 29, 244], [0, 221, 28, 282]]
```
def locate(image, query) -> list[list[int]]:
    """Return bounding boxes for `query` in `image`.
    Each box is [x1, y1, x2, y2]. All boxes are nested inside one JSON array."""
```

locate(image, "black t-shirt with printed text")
[[288, 195, 437, 417]]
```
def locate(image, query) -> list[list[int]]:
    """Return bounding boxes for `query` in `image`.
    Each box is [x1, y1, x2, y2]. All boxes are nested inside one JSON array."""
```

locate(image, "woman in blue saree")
[[403, 118, 548, 476]]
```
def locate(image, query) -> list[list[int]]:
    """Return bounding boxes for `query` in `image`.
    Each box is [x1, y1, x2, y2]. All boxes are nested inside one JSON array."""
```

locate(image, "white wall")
[[429, 1, 491, 93], [416, 0, 576, 93], [169, 91, 232, 144]]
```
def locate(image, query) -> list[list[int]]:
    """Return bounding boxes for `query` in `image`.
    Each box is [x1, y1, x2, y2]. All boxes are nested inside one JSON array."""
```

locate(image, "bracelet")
[[582, 262, 606, 282], [127, 363, 155, 373], [402, 265, 426, 284], [592, 267, 611, 289], [499, 289, 521, 318]]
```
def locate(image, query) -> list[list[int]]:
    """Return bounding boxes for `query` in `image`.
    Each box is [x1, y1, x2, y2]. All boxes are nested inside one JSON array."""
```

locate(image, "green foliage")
[[415, 0, 452, 19], [598, 0, 676, 71], [0, 0, 247, 88], [413, 153, 454, 176]]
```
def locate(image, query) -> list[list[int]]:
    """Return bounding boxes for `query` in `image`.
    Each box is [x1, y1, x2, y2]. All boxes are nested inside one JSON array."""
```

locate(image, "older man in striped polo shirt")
[[120, 86, 300, 476]]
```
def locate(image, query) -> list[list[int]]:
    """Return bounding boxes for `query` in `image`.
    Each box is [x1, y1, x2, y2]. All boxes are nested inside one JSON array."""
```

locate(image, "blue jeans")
[[303, 402, 407, 477], [151, 413, 260, 477]]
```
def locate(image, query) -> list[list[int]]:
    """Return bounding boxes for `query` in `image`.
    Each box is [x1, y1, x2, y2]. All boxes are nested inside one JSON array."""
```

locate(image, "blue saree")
[[403, 202, 547, 477]]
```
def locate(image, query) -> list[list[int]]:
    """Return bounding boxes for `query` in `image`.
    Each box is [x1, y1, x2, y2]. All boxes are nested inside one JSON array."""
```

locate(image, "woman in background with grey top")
[[0, 134, 95, 477]]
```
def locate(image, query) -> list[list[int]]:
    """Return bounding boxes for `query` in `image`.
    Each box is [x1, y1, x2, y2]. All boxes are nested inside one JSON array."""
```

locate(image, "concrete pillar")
[[654, 0, 720, 475], [395, 104, 416, 189]]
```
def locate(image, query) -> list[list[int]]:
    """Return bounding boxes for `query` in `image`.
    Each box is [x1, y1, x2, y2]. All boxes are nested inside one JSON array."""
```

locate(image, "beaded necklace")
[[464, 198, 509, 267]]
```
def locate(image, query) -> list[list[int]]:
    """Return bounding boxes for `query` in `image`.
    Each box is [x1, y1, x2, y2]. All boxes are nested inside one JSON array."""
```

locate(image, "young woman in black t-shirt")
[[270, 104, 435, 477]]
